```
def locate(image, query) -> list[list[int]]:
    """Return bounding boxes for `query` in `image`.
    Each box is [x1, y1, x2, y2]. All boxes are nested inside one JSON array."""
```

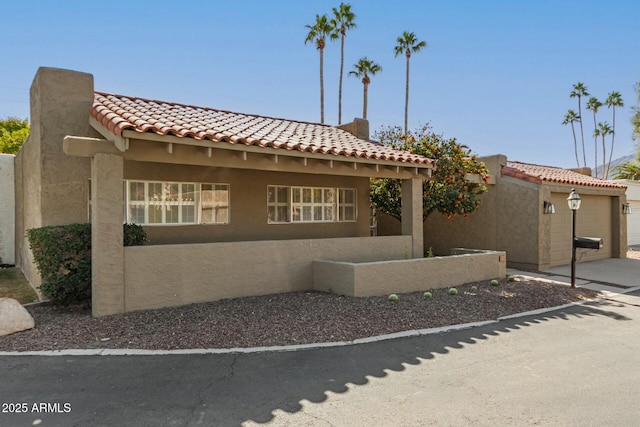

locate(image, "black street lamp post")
[[567, 188, 581, 288]]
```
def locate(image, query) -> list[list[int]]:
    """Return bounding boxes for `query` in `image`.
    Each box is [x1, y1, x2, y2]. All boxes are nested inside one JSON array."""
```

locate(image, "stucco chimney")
[[569, 167, 592, 177], [15, 67, 96, 285], [337, 118, 369, 140], [28, 67, 95, 226]]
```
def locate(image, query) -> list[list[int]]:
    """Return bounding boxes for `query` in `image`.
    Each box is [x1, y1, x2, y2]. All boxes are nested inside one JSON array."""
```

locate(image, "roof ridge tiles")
[[94, 90, 332, 129]]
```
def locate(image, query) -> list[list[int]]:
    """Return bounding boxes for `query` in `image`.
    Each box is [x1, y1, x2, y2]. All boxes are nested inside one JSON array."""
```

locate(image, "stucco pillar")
[[91, 153, 124, 316], [402, 178, 424, 258], [613, 195, 627, 258]]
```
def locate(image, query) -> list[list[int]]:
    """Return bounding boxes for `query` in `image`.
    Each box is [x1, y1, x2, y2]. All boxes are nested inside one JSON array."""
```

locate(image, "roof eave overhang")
[[88, 121, 433, 179]]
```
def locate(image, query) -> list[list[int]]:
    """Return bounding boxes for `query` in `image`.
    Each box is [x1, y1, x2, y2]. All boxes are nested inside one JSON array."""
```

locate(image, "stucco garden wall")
[[0, 154, 15, 265], [122, 235, 413, 311], [313, 248, 507, 297]]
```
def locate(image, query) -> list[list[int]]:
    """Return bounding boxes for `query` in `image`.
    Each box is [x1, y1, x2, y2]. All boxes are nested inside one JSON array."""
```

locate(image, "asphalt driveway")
[[1, 288, 640, 426], [544, 257, 640, 287]]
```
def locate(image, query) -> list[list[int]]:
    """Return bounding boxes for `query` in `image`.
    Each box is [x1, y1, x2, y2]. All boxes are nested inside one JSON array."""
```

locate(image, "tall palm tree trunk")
[[606, 108, 616, 179], [363, 81, 368, 119], [320, 48, 325, 124], [578, 102, 586, 167], [571, 124, 579, 167], [602, 134, 607, 178], [592, 112, 598, 178], [338, 34, 344, 124], [404, 54, 410, 135]]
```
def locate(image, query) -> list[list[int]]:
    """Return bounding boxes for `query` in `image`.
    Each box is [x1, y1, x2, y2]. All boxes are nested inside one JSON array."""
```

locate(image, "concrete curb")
[[2, 287, 638, 358]]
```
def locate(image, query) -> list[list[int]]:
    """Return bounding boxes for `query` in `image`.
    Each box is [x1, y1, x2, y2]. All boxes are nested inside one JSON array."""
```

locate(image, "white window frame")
[[125, 180, 229, 226], [267, 185, 357, 224], [338, 188, 357, 222], [267, 185, 291, 223], [292, 186, 336, 223]]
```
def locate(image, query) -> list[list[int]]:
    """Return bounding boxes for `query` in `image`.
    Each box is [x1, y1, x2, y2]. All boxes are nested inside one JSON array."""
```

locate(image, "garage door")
[[549, 193, 612, 267], [628, 201, 640, 245]]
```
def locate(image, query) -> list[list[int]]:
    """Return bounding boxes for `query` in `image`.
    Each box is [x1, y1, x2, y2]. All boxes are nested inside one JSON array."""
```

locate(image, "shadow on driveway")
[[1, 292, 638, 426]]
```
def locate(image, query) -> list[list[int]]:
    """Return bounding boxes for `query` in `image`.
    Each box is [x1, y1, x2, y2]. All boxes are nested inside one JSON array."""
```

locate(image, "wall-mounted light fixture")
[[543, 201, 556, 214], [622, 203, 632, 215]]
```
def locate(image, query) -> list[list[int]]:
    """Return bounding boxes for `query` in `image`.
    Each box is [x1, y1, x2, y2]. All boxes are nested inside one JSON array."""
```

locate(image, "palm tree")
[[605, 91, 624, 179], [612, 160, 640, 180], [570, 82, 589, 167], [596, 121, 613, 179], [331, 3, 356, 125], [562, 110, 581, 167], [633, 82, 640, 142], [349, 57, 382, 120], [394, 31, 427, 135], [305, 14, 335, 124], [586, 97, 603, 177]]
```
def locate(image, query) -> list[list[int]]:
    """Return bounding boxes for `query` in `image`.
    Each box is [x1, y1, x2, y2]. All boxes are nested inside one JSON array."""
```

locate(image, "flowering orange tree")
[[370, 125, 490, 220]]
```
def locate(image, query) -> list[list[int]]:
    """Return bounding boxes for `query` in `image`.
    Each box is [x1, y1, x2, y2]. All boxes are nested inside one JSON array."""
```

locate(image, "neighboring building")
[[15, 67, 433, 316], [0, 154, 15, 265], [617, 180, 640, 245], [378, 154, 628, 271]]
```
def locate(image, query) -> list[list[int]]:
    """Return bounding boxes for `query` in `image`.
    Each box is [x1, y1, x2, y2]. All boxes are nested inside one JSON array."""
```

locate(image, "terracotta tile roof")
[[90, 92, 433, 165], [503, 161, 627, 189]]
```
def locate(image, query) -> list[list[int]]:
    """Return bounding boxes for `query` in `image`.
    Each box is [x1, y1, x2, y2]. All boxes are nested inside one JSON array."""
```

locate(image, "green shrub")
[[27, 224, 92, 306], [449, 288, 458, 295], [388, 293, 399, 302], [470, 285, 478, 292], [123, 223, 149, 246], [423, 291, 433, 299], [508, 275, 516, 282], [491, 279, 499, 286], [27, 223, 147, 306]]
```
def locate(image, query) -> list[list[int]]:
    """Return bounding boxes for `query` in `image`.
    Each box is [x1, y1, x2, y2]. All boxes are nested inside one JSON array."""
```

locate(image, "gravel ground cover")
[[0, 277, 601, 352]]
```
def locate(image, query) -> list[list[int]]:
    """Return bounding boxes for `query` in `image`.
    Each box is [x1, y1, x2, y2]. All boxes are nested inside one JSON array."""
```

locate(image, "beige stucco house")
[[379, 154, 628, 271], [15, 67, 438, 316]]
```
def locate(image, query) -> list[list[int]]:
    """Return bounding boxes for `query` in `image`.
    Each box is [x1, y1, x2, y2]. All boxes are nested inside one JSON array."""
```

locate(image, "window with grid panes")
[[267, 185, 356, 223], [125, 181, 228, 225]]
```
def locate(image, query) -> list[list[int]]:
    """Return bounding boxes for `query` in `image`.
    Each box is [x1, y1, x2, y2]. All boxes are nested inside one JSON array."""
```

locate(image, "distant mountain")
[[595, 154, 635, 179]]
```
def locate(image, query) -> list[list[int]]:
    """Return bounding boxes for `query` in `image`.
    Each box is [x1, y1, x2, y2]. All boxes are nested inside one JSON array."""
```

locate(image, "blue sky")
[[1, 0, 638, 168]]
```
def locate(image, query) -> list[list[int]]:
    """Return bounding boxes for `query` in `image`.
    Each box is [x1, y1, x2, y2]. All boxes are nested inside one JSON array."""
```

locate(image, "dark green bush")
[[27, 223, 147, 306], [123, 223, 148, 246]]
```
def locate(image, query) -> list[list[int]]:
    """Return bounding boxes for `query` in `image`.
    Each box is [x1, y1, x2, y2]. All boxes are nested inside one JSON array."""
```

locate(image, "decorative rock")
[[0, 298, 35, 336]]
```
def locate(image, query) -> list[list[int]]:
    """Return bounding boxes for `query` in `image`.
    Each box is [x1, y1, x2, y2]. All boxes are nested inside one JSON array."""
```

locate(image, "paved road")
[[2, 290, 640, 427]]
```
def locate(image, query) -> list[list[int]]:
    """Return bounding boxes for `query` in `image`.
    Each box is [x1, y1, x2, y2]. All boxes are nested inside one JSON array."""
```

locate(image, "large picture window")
[[126, 180, 229, 225], [267, 186, 357, 224]]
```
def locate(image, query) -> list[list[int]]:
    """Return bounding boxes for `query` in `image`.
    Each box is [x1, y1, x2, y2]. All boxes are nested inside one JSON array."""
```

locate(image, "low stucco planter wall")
[[122, 235, 413, 312], [313, 248, 507, 297]]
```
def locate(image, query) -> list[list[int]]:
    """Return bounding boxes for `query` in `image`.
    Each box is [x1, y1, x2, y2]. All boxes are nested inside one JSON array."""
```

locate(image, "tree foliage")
[[612, 160, 640, 180], [569, 82, 589, 167], [330, 2, 356, 125], [305, 14, 335, 124], [632, 82, 640, 143], [0, 117, 30, 154], [394, 31, 427, 135], [613, 84, 640, 181], [370, 125, 490, 221], [565, 83, 624, 179], [349, 57, 382, 119]]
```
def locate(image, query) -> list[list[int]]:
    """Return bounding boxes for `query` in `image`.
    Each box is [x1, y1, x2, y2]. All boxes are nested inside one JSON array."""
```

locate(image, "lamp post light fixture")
[[567, 188, 581, 288]]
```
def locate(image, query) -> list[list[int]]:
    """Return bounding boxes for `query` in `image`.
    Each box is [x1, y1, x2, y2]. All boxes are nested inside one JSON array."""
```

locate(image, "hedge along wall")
[[27, 223, 146, 306], [0, 154, 15, 265]]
